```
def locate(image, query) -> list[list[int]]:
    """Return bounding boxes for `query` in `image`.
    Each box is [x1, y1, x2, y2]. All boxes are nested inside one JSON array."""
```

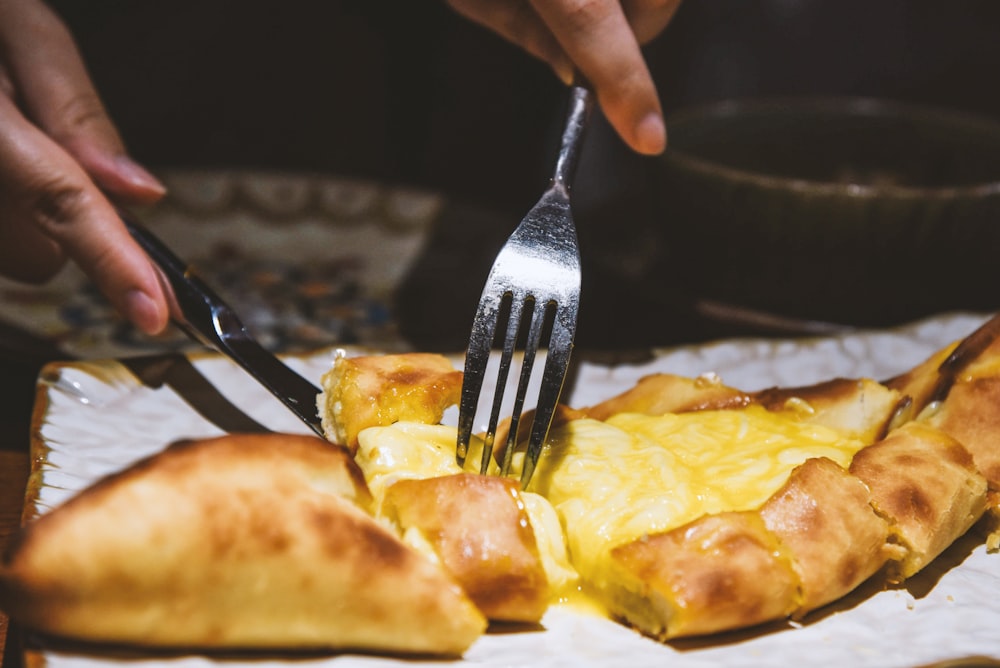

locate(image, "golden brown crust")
[[893, 314, 1000, 417], [759, 457, 895, 616], [582, 373, 750, 421], [383, 473, 550, 623], [0, 434, 486, 655], [888, 314, 1000, 455], [752, 378, 903, 443], [606, 512, 798, 639], [927, 373, 1000, 489], [318, 353, 462, 453], [983, 491, 1000, 552], [884, 344, 956, 420], [848, 422, 988, 580]]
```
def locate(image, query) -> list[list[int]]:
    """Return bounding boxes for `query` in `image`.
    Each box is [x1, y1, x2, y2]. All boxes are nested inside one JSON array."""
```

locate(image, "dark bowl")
[[652, 97, 1000, 329]]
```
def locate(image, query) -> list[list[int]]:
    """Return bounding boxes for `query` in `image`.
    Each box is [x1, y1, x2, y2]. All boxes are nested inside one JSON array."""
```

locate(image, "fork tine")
[[479, 292, 524, 473], [519, 304, 577, 486], [456, 292, 502, 466], [499, 295, 549, 475]]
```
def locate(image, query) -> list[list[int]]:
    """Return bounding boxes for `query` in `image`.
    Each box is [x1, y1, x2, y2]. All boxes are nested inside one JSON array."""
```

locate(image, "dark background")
[[47, 0, 1000, 349], [49, 0, 1000, 212]]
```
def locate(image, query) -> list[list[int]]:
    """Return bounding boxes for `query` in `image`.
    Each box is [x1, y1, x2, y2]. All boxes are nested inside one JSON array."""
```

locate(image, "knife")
[[121, 210, 326, 438], [0, 314, 273, 436]]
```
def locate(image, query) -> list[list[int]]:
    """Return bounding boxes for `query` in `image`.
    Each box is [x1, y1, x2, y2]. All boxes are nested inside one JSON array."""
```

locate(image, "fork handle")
[[553, 85, 594, 191]]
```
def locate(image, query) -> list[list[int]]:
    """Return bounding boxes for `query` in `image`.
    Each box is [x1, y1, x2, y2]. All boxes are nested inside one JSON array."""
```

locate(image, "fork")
[[456, 85, 592, 487]]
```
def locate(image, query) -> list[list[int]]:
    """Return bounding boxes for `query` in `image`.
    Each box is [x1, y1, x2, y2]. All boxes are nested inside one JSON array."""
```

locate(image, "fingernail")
[[115, 156, 167, 195], [635, 112, 667, 155], [552, 58, 574, 87], [124, 289, 164, 335]]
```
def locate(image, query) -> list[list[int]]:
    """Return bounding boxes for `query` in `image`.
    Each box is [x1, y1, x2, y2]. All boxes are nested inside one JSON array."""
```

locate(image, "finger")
[[0, 203, 66, 284], [530, 0, 666, 154], [0, 0, 165, 204], [0, 94, 170, 334], [447, 0, 574, 83]]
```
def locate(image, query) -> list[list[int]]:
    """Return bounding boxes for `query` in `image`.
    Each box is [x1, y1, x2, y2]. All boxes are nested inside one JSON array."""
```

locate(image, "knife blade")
[[121, 210, 326, 438]]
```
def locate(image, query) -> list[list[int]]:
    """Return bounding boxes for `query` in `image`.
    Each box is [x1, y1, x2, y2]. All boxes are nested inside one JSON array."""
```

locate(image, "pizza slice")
[[352, 418, 576, 624], [382, 473, 551, 623], [918, 331, 1000, 552], [850, 421, 989, 580], [0, 433, 486, 655], [325, 319, 999, 642], [317, 351, 462, 453]]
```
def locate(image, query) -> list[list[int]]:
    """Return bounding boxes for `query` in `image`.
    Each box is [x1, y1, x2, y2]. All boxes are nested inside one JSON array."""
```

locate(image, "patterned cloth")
[[0, 171, 442, 359]]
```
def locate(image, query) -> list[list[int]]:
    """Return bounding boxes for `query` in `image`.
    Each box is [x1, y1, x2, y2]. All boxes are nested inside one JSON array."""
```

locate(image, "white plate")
[[26, 312, 1000, 667]]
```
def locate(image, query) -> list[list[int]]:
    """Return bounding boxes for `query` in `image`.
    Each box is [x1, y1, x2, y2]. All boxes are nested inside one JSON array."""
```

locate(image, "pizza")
[[1, 315, 999, 655], [0, 433, 486, 655], [330, 332, 995, 641]]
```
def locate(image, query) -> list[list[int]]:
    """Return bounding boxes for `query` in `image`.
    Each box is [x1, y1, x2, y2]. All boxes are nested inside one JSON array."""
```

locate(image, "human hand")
[[447, 0, 682, 155], [0, 0, 170, 334]]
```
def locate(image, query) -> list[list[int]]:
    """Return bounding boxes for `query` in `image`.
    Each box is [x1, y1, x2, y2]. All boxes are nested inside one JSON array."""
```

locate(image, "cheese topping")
[[354, 404, 866, 609], [530, 406, 865, 581], [355, 422, 466, 501]]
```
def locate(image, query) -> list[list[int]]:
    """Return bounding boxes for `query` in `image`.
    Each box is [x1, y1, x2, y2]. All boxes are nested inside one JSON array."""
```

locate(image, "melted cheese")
[[529, 406, 865, 582], [355, 422, 466, 500], [354, 404, 866, 609], [355, 422, 578, 593], [519, 491, 578, 594]]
